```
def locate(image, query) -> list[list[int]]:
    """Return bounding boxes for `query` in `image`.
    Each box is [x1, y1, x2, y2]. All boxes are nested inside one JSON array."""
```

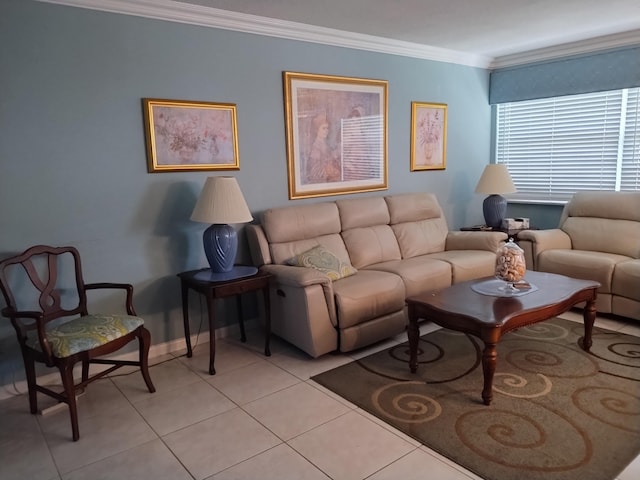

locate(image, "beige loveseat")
[[247, 192, 507, 357], [518, 191, 640, 321]]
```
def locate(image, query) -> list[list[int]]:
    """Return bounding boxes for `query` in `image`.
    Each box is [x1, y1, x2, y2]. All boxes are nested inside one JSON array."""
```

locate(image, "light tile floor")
[[1, 311, 639, 480]]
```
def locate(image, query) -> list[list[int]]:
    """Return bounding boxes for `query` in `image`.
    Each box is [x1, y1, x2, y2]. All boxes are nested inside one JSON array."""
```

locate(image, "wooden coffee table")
[[406, 271, 600, 405]]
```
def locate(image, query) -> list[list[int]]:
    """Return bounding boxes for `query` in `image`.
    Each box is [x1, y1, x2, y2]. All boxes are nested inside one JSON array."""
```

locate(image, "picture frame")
[[410, 102, 447, 171], [142, 98, 240, 173], [283, 71, 388, 199]]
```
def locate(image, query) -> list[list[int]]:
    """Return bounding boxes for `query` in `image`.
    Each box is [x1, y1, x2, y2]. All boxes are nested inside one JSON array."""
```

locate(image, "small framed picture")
[[142, 98, 240, 173], [410, 102, 447, 171], [283, 71, 388, 199]]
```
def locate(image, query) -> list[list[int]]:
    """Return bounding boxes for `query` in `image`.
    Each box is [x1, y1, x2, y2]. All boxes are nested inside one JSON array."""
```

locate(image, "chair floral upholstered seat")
[[25, 314, 145, 358], [0, 245, 155, 441]]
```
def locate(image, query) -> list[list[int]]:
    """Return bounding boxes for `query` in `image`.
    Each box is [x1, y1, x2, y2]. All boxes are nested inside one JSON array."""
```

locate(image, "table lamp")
[[475, 164, 516, 229], [191, 176, 253, 273]]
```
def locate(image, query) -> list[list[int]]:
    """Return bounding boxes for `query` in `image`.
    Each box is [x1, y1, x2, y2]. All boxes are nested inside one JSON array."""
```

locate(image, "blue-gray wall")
[[0, 0, 494, 386]]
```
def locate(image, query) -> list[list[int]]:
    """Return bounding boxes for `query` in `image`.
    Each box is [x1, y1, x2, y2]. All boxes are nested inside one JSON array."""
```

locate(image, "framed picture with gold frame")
[[283, 71, 388, 199], [410, 102, 447, 171], [142, 98, 240, 173]]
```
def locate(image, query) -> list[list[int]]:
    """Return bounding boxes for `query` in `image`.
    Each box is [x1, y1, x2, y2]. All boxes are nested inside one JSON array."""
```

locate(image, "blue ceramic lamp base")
[[203, 223, 238, 273], [482, 194, 507, 229]]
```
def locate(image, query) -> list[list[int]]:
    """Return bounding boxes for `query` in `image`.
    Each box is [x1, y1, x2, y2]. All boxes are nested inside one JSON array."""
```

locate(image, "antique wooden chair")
[[0, 245, 155, 441]]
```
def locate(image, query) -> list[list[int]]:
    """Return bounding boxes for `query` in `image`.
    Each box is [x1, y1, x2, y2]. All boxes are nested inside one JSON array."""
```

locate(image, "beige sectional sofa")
[[247, 192, 507, 357], [518, 191, 640, 321]]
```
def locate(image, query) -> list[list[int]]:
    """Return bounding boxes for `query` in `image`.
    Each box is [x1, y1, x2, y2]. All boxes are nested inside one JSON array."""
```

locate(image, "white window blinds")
[[495, 88, 640, 203], [622, 88, 640, 190]]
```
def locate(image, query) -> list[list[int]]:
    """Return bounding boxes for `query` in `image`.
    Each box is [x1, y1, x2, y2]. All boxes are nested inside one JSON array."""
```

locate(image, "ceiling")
[[173, 0, 640, 63]]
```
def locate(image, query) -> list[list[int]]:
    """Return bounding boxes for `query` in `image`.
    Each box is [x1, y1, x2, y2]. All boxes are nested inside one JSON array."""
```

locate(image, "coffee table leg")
[[481, 342, 498, 405], [407, 304, 419, 373], [580, 297, 597, 352]]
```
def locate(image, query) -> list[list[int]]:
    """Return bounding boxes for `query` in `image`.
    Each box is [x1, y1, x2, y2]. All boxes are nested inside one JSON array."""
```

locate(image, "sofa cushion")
[[288, 245, 357, 281], [386, 192, 443, 223], [337, 196, 390, 230], [342, 225, 401, 269], [386, 193, 448, 258], [270, 234, 351, 266], [332, 270, 406, 329], [427, 250, 497, 283], [338, 196, 401, 268], [613, 260, 640, 302], [364, 256, 451, 297], [392, 219, 449, 258], [263, 202, 352, 266], [562, 217, 640, 258], [262, 202, 341, 243], [563, 191, 640, 223], [538, 250, 630, 292]]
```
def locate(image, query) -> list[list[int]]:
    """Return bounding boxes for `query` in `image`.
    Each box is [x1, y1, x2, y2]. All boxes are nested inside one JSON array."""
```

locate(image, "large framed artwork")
[[283, 72, 388, 199], [142, 98, 240, 173], [410, 102, 447, 171]]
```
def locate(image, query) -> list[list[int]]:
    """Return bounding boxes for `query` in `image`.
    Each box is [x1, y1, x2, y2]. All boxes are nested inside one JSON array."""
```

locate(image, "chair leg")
[[138, 327, 155, 393], [81, 360, 90, 383], [22, 353, 38, 414], [59, 362, 80, 441]]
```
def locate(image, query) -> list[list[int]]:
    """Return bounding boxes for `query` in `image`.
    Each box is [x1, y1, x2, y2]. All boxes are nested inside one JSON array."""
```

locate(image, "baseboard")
[[0, 320, 255, 401]]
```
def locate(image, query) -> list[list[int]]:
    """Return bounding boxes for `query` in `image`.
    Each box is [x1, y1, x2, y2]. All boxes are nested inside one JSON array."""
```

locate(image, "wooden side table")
[[177, 267, 272, 375], [460, 226, 533, 241]]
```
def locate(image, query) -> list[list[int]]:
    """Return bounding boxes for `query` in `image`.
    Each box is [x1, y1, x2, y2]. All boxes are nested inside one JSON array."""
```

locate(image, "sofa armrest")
[[261, 264, 337, 326], [517, 229, 572, 271], [445, 231, 508, 252], [517, 229, 572, 250], [261, 264, 331, 288], [246, 224, 271, 267]]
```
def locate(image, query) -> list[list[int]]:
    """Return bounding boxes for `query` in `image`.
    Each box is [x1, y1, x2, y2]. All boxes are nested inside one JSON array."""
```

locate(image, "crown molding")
[[36, 0, 493, 68], [491, 30, 640, 69], [35, 0, 640, 71]]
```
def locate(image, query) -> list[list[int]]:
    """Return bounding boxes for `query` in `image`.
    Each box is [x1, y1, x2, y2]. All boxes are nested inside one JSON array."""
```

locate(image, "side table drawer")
[[214, 276, 270, 297]]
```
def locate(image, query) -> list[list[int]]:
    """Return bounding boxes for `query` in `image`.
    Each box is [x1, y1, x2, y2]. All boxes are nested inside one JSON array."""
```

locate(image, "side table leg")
[[580, 296, 597, 352], [263, 285, 271, 357], [181, 281, 193, 358], [236, 295, 247, 343], [481, 342, 498, 406], [206, 293, 216, 375], [407, 304, 419, 373]]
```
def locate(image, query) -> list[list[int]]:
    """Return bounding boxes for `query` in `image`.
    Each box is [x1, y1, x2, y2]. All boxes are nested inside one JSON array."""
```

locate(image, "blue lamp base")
[[482, 194, 507, 229], [203, 223, 237, 273]]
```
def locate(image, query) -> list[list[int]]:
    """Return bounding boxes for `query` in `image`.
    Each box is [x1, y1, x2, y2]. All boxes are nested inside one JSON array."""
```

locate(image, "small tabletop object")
[[177, 266, 272, 375]]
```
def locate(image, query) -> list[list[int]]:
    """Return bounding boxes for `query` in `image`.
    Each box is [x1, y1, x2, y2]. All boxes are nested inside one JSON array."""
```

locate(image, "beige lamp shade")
[[191, 176, 253, 225], [475, 164, 516, 195]]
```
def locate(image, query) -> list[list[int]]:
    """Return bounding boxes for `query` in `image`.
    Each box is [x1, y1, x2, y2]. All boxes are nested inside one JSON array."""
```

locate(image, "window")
[[495, 88, 640, 203]]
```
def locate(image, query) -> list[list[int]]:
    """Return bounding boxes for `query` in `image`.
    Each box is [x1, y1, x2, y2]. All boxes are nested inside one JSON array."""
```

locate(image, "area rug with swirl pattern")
[[311, 318, 640, 480]]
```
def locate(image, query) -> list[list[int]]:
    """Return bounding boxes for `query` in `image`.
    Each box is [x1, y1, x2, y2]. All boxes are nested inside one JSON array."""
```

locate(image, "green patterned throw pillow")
[[289, 245, 357, 281]]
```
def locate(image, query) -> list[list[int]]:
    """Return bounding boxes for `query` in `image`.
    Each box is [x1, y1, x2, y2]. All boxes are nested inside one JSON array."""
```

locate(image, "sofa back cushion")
[[562, 191, 640, 223], [337, 197, 401, 268], [385, 193, 448, 258], [262, 203, 351, 265], [563, 217, 640, 258], [560, 191, 640, 259], [337, 196, 390, 229]]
